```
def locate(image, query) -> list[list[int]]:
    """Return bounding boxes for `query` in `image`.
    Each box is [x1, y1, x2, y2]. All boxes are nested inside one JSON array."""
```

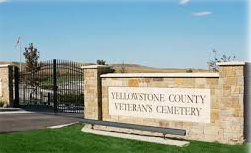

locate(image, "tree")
[[186, 68, 193, 73], [23, 43, 40, 87], [96, 59, 106, 65], [23, 43, 40, 73], [208, 49, 236, 72]]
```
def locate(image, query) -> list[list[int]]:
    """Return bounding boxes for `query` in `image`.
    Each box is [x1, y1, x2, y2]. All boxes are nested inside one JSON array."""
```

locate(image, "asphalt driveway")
[[0, 112, 81, 133]]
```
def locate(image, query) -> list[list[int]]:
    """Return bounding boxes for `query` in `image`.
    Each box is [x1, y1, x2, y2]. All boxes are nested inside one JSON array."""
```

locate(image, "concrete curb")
[[0, 110, 33, 114], [0, 108, 23, 112], [81, 127, 189, 147], [48, 122, 78, 129]]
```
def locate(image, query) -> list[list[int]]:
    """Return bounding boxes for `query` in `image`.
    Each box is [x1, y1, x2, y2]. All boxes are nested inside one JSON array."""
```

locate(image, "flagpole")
[[19, 42, 22, 72]]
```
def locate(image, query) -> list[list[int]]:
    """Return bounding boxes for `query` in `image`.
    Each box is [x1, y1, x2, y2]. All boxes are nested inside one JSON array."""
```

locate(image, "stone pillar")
[[0, 65, 14, 107], [217, 61, 245, 144], [82, 65, 112, 120]]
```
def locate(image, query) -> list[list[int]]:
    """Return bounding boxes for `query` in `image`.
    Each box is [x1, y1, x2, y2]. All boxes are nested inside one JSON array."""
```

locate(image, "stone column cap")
[[216, 61, 245, 66], [0, 64, 12, 68], [81, 65, 110, 69]]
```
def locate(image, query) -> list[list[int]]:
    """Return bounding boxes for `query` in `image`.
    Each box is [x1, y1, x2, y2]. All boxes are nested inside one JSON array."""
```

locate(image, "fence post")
[[82, 65, 112, 120], [53, 59, 58, 113], [14, 66, 19, 107]]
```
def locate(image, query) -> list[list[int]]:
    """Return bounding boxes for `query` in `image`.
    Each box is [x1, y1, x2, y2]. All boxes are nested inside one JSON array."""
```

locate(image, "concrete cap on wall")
[[81, 65, 110, 69], [101, 73, 220, 78], [216, 61, 245, 66]]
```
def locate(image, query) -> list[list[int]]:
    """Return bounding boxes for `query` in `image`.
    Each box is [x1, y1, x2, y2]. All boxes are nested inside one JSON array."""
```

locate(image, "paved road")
[[0, 112, 81, 133]]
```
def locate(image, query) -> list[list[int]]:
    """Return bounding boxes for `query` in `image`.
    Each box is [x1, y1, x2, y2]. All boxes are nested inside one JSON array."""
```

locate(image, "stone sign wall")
[[101, 75, 222, 143], [82, 62, 246, 145]]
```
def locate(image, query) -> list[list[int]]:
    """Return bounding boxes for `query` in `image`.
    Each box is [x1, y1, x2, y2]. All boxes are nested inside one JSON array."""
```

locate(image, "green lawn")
[[0, 124, 248, 153]]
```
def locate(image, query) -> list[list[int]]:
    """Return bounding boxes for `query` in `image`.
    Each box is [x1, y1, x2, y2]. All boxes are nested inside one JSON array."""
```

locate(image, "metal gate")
[[18, 59, 84, 113]]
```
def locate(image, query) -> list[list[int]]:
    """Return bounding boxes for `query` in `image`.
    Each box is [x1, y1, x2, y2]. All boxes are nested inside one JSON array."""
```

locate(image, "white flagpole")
[[19, 42, 22, 72], [16, 37, 22, 72]]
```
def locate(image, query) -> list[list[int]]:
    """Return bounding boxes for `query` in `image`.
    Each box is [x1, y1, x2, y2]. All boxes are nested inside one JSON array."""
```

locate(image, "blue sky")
[[0, 0, 248, 68]]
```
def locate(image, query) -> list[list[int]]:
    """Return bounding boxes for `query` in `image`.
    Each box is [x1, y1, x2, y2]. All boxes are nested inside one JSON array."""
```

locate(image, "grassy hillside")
[[110, 64, 210, 73], [0, 61, 19, 66]]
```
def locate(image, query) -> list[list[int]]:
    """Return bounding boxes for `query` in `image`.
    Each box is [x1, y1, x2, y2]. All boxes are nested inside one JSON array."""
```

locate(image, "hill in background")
[[110, 63, 209, 73], [0, 61, 210, 73]]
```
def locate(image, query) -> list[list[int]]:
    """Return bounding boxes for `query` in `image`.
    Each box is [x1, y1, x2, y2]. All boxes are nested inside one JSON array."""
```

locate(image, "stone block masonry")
[[0, 65, 13, 107], [82, 65, 114, 120], [82, 62, 246, 144]]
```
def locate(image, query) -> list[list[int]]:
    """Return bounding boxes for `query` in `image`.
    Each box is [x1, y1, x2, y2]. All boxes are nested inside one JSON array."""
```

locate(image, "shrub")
[[186, 68, 193, 73], [58, 94, 84, 104], [96, 60, 106, 65], [208, 49, 236, 72]]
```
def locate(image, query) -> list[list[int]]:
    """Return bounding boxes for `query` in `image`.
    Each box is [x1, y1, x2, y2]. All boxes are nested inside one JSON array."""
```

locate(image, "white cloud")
[[0, 0, 8, 3], [179, 0, 190, 5], [192, 11, 212, 16]]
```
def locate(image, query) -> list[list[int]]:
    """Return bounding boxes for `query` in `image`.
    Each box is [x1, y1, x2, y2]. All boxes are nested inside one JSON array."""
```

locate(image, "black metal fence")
[[18, 59, 84, 113]]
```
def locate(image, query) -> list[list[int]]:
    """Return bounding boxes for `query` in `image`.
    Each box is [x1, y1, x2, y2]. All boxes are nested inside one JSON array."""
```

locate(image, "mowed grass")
[[0, 124, 248, 153]]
